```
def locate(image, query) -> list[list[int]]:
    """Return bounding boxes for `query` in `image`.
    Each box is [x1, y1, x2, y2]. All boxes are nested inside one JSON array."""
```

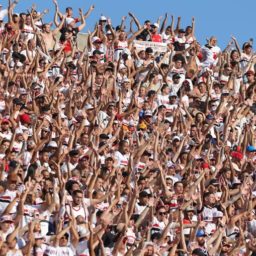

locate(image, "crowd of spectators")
[[0, 0, 255, 255]]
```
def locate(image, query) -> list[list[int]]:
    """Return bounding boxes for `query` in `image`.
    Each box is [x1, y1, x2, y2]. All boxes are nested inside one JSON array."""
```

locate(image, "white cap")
[[169, 92, 178, 97], [19, 88, 28, 95], [119, 64, 127, 70], [152, 23, 159, 28], [100, 15, 107, 21], [84, 103, 94, 110], [92, 36, 102, 43], [144, 110, 153, 117], [232, 163, 241, 172], [172, 135, 181, 142], [167, 161, 175, 168], [47, 141, 58, 148], [122, 78, 130, 83], [213, 211, 223, 218], [16, 128, 23, 134], [194, 155, 203, 160]]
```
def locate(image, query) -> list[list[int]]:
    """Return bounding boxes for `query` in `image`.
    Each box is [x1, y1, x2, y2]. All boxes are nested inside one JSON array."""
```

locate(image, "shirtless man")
[[31, 12, 65, 52], [41, 19, 65, 52]]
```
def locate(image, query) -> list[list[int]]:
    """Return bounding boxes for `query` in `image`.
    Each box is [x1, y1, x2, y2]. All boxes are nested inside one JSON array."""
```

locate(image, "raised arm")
[[128, 12, 141, 30], [77, 8, 86, 32], [160, 13, 168, 34]]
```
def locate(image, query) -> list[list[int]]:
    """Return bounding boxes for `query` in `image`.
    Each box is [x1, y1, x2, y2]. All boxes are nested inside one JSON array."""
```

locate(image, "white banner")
[[133, 40, 167, 53]]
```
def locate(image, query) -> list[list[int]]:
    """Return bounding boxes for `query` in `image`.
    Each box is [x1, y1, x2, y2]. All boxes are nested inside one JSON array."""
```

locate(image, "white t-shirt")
[[6, 250, 23, 256], [76, 240, 90, 256], [114, 151, 129, 168], [0, 189, 18, 215]]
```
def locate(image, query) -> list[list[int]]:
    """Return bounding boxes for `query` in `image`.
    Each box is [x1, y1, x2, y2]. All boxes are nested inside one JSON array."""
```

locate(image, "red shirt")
[[62, 40, 72, 53], [151, 34, 162, 43]]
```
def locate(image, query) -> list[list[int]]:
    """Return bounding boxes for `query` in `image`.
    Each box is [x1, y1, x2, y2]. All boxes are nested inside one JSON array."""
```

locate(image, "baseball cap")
[[169, 92, 178, 98], [230, 151, 243, 161], [47, 141, 58, 148], [84, 103, 94, 110], [144, 110, 153, 117], [172, 73, 181, 79], [0, 215, 13, 223], [246, 145, 256, 152], [119, 64, 127, 70], [192, 248, 207, 256], [19, 88, 28, 95], [172, 135, 181, 142], [1, 118, 10, 124], [213, 211, 223, 218], [151, 23, 159, 28], [243, 42, 252, 49], [93, 49, 103, 55], [178, 28, 185, 33], [196, 229, 207, 237], [92, 36, 102, 44], [20, 114, 31, 124], [207, 179, 219, 186], [100, 15, 107, 21], [122, 78, 130, 83], [139, 190, 151, 197], [246, 70, 255, 76]]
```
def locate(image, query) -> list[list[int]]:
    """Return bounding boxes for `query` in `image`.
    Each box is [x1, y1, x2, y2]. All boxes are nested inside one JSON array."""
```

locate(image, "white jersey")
[[22, 24, 35, 40]]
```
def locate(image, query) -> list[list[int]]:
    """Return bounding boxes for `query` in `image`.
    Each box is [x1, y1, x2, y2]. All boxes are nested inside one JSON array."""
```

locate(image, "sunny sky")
[[1, 0, 255, 49]]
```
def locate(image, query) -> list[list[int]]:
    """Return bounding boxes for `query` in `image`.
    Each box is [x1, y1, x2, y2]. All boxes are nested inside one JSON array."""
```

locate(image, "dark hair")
[[72, 189, 83, 197]]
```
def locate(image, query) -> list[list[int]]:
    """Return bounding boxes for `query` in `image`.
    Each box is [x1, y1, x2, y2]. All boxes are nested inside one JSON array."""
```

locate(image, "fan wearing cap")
[[239, 41, 253, 72], [149, 23, 162, 43], [173, 28, 186, 51], [246, 145, 256, 161], [59, 8, 85, 54], [0, 118, 12, 141], [0, 215, 15, 241], [88, 36, 106, 63], [135, 190, 152, 214], [165, 91, 178, 113]]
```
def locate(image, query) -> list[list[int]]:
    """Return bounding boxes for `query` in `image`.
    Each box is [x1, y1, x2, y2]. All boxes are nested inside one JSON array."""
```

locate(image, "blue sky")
[[2, 0, 255, 49]]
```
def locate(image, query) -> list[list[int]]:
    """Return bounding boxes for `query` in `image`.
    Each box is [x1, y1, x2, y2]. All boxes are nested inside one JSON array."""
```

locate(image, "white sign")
[[133, 40, 167, 53]]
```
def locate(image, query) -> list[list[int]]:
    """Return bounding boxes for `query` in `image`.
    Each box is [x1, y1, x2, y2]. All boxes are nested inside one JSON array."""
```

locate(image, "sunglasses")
[[159, 212, 167, 216]]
